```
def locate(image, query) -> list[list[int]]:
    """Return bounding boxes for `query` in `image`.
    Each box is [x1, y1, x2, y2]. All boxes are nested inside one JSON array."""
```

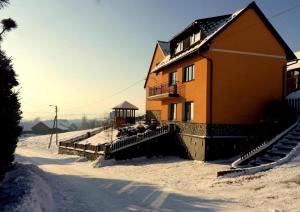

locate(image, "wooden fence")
[[59, 141, 106, 152], [58, 126, 110, 153]]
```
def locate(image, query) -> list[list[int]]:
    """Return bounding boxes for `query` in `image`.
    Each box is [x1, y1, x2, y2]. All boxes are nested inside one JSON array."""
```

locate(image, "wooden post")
[[48, 105, 58, 149]]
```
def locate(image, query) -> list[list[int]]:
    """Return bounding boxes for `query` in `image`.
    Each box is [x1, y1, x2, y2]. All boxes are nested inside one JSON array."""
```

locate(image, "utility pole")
[[48, 105, 58, 149]]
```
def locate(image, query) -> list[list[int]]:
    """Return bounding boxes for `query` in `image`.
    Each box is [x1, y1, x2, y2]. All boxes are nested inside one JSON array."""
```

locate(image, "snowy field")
[[1, 131, 300, 211], [78, 128, 119, 145]]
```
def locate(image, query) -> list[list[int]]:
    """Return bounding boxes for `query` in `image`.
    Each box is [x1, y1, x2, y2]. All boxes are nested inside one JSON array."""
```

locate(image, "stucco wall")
[[208, 8, 287, 124]]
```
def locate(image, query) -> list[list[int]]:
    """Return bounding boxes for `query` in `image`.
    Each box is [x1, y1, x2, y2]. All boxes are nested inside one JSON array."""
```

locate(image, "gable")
[[211, 7, 286, 57], [150, 2, 296, 73], [144, 43, 167, 88]]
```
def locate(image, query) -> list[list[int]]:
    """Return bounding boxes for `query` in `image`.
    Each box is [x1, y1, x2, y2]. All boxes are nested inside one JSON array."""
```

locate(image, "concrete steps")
[[242, 125, 300, 168]]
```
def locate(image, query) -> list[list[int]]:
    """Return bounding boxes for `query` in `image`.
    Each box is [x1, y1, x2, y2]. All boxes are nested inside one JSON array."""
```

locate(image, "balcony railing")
[[148, 83, 178, 99]]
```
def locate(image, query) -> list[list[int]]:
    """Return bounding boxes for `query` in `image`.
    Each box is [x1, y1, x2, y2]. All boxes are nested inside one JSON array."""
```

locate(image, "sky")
[[1, 0, 300, 120]]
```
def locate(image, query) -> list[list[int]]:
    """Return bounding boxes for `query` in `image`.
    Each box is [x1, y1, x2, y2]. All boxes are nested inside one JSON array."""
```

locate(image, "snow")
[[18, 128, 100, 154], [20, 119, 74, 132], [151, 7, 244, 73], [4, 130, 299, 211], [287, 51, 300, 70], [286, 90, 300, 99], [78, 128, 118, 145], [0, 163, 56, 212], [112, 101, 139, 110]]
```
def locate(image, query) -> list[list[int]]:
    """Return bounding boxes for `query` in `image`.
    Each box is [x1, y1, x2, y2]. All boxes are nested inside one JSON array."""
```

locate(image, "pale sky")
[[1, 0, 300, 120]]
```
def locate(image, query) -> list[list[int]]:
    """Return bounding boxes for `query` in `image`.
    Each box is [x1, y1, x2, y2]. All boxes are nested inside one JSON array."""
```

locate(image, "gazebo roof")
[[113, 101, 139, 110]]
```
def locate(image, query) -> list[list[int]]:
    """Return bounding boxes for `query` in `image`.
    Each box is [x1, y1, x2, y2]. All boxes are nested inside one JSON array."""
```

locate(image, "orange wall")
[[145, 7, 288, 125], [146, 54, 209, 123], [145, 45, 165, 112], [209, 8, 287, 124]]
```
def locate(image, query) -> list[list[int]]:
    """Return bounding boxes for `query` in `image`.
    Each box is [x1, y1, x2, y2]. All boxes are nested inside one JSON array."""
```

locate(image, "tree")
[[0, 18, 17, 39], [80, 115, 89, 130], [0, 0, 21, 180]]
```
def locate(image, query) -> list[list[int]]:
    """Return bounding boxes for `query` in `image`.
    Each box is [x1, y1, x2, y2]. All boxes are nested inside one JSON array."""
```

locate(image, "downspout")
[[197, 48, 214, 137], [283, 59, 299, 98]]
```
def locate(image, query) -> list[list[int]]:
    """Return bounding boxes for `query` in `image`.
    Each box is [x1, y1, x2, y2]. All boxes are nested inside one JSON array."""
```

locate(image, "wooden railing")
[[59, 141, 105, 152], [107, 125, 169, 153], [59, 126, 109, 144], [148, 83, 177, 97], [58, 125, 110, 154]]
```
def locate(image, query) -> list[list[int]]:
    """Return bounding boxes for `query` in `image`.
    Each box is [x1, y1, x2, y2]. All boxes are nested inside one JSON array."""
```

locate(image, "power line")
[[64, 77, 145, 111], [211, 2, 300, 44]]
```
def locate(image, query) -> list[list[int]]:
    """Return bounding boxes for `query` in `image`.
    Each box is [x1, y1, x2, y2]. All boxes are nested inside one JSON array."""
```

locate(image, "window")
[[169, 103, 177, 121], [175, 41, 183, 54], [169, 71, 177, 85], [183, 102, 194, 121], [183, 64, 195, 82], [190, 31, 201, 45]]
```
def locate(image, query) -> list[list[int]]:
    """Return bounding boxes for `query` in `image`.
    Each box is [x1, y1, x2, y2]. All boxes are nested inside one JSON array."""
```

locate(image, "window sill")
[[182, 79, 195, 83]]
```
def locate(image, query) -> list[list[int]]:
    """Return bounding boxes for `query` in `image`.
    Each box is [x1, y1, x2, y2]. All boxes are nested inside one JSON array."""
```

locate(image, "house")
[[21, 119, 72, 135], [286, 51, 300, 94], [144, 2, 297, 160]]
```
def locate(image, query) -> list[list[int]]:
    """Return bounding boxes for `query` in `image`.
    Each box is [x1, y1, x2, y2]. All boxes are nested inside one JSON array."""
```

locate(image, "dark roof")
[[113, 101, 139, 110], [170, 15, 231, 42], [149, 1, 297, 75], [157, 41, 170, 56]]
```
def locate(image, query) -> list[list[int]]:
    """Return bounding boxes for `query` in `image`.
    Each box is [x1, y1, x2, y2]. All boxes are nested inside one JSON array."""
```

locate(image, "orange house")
[[144, 2, 297, 160]]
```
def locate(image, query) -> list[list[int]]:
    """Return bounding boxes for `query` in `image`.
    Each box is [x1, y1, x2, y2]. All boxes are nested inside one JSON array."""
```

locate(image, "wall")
[[145, 44, 165, 116], [208, 8, 287, 124], [146, 54, 210, 124]]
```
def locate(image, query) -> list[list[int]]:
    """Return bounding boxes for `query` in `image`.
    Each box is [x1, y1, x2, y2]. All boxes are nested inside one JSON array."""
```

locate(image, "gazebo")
[[112, 101, 139, 128]]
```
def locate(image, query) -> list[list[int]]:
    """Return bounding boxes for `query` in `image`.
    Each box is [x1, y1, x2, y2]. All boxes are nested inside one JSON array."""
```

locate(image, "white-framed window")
[[169, 71, 177, 86], [190, 31, 201, 45], [183, 101, 194, 121], [168, 103, 177, 121], [183, 64, 195, 82], [175, 41, 183, 54]]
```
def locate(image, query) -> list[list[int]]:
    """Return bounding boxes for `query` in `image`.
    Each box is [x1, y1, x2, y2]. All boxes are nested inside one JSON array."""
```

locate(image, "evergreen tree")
[[0, 0, 21, 180], [80, 115, 89, 130]]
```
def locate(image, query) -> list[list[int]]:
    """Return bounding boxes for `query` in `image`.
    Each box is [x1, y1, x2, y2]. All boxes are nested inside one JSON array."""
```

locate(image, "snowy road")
[[16, 148, 226, 212], [12, 131, 300, 212]]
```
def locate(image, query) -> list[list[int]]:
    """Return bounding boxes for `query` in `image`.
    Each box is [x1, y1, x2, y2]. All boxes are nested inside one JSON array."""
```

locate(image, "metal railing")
[[107, 125, 169, 153], [148, 83, 177, 97], [287, 98, 300, 114]]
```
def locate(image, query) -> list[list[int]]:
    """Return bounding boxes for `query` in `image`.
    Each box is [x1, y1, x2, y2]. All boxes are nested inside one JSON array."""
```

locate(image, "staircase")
[[232, 121, 300, 169]]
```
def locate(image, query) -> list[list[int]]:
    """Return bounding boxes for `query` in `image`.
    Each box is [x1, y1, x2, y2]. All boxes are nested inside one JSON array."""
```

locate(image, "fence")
[[59, 126, 109, 144], [58, 125, 110, 154], [287, 98, 300, 114], [59, 142, 106, 152], [107, 125, 169, 154], [148, 83, 177, 97]]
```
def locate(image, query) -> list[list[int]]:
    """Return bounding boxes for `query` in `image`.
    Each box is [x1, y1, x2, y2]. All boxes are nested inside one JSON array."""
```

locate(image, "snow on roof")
[[20, 120, 40, 132], [287, 51, 300, 71], [112, 101, 139, 110], [157, 41, 170, 56], [151, 8, 245, 73], [42, 120, 71, 130], [286, 90, 300, 99]]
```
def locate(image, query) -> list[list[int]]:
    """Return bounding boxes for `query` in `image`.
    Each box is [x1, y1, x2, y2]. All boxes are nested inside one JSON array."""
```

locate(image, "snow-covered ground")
[[78, 128, 119, 145], [18, 128, 99, 154], [1, 132, 299, 211]]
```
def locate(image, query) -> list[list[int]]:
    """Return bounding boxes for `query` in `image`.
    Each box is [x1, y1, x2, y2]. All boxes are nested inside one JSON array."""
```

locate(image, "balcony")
[[148, 83, 179, 100]]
